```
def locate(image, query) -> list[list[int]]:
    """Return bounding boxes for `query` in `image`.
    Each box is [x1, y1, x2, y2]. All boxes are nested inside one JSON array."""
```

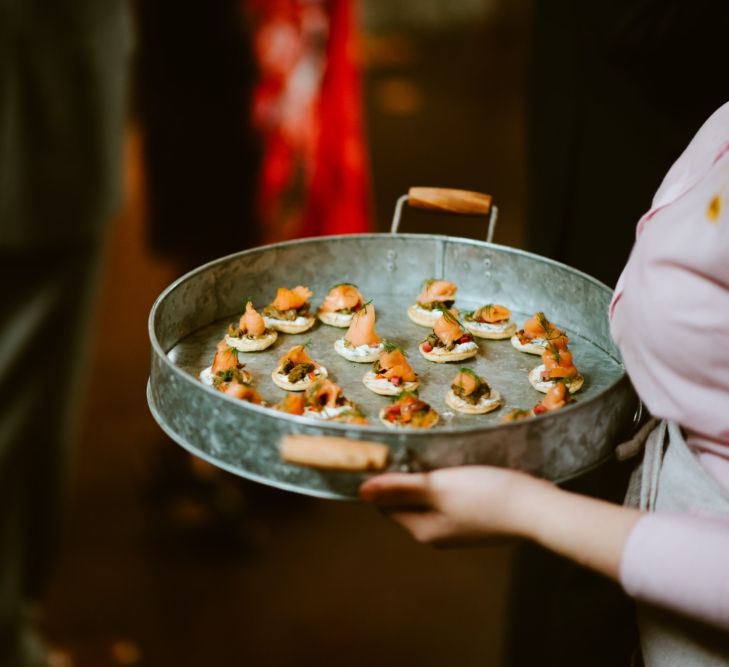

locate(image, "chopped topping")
[[286, 362, 315, 383], [262, 303, 311, 321], [212, 367, 251, 388], [276, 345, 320, 383], [212, 369, 262, 403]]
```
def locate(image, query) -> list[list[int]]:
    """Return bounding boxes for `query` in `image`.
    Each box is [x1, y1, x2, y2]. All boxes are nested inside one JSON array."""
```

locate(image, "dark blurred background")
[[3, 0, 727, 665]]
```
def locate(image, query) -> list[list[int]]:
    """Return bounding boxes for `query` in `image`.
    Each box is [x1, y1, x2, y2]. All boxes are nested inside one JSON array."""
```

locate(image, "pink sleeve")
[[620, 513, 729, 630]]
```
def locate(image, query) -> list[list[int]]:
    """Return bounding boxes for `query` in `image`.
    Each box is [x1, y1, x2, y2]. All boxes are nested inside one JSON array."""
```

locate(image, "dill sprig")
[[536, 311, 552, 333], [355, 299, 374, 315], [437, 306, 462, 328], [546, 341, 561, 364], [382, 339, 404, 354]]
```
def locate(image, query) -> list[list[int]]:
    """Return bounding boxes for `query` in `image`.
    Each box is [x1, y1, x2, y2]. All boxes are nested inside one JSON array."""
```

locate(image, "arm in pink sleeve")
[[620, 513, 729, 630]]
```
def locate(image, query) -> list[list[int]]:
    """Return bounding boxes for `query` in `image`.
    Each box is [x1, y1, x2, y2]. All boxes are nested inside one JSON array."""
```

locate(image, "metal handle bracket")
[[390, 188, 499, 243]]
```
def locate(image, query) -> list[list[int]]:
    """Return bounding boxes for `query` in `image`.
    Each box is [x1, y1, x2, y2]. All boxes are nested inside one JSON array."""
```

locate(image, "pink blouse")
[[610, 101, 729, 629]]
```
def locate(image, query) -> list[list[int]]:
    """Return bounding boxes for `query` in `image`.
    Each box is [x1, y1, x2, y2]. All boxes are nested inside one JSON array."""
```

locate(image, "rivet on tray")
[[386, 250, 397, 260], [483, 258, 492, 268], [484, 271, 492, 279], [386, 261, 396, 272]]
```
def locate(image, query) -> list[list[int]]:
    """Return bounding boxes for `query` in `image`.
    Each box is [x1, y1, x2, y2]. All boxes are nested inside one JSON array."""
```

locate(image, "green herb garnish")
[[382, 339, 404, 354], [355, 299, 373, 315]]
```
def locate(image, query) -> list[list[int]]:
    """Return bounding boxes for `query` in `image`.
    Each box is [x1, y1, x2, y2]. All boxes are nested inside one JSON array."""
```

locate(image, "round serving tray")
[[148, 231, 638, 500]]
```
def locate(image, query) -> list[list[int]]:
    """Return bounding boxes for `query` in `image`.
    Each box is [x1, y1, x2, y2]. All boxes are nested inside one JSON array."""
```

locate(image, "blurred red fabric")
[[247, 0, 371, 241]]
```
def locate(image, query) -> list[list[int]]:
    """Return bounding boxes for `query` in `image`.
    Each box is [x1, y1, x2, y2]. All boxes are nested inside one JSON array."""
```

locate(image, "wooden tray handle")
[[280, 434, 389, 472], [408, 187, 492, 215]]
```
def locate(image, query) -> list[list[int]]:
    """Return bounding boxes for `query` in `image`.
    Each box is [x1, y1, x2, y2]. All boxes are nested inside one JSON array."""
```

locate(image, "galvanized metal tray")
[[148, 192, 638, 500]]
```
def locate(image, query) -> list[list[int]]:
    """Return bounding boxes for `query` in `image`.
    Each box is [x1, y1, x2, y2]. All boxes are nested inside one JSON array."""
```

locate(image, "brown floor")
[[41, 9, 530, 666]]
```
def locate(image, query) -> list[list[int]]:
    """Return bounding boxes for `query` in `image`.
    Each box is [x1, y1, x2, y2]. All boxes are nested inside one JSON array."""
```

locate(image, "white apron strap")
[[635, 421, 729, 666]]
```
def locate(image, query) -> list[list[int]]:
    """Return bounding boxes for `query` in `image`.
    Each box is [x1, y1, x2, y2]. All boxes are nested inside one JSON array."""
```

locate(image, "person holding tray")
[[361, 101, 729, 664]]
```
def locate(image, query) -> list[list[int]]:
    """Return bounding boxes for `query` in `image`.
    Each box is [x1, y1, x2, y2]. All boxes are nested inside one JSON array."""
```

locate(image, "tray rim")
[[148, 232, 629, 438], [146, 380, 624, 500]]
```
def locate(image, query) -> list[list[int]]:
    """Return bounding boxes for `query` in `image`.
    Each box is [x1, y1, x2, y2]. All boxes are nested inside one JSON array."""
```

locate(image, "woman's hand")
[[360, 466, 642, 581], [359, 466, 545, 547]]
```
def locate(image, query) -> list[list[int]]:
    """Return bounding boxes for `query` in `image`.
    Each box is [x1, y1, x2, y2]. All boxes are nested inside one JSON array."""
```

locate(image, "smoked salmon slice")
[[276, 393, 306, 415], [539, 383, 569, 411], [523, 312, 553, 338], [239, 301, 266, 336], [543, 345, 578, 379], [319, 284, 363, 313], [272, 286, 312, 312], [451, 369, 480, 396], [522, 312, 568, 345], [345, 303, 381, 347], [222, 382, 263, 403], [417, 279, 457, 305], [433, 311, 465, 346], [279, 344, 313, 366], [211, 340, 239, 373], [306, 379, 343, 409], [473, 304, 510, 323], [378, 348, 417, 382]]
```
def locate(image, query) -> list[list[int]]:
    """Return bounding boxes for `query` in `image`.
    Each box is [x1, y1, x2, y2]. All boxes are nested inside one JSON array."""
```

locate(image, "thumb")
[[359, 472, 432, 507]]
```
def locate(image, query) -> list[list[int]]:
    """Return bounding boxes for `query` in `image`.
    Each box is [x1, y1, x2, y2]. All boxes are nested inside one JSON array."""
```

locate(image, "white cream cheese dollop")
[[510, 334, 548, 355], [263, 315, 311, 328], [304, 405, 352, 420], [334, 338, 384, 361]]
